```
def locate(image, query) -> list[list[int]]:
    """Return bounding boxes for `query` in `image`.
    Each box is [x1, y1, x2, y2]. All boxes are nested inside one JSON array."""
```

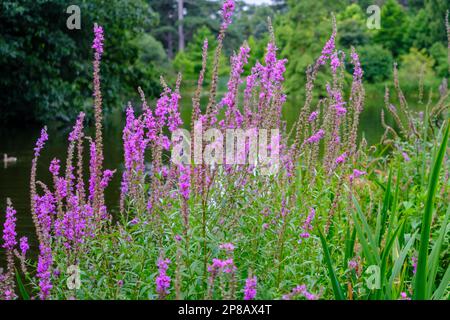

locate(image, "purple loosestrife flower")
[[327, 85, 347, 116], [243, 66, 259, 123], [122, 106, 147, 184], [56, 195, 94, 249], [220, 45, 250, 128], [92, 24, 104, 60], [2, 204, 17, 251], [19, 236, 29, 256], [155, 93, 170, 130], [335, 152, 347, 165], [299, 207, 315, 240], [220, 0, 235, 30], [156, 258, 171, 298], [330, 51, 341, 74], [402, 152, 411, 162], [88, 140, 98, 202], [68, 112, 85, 142], [259, 42, 288, 104], [55, 177, 68, 199], [208, 258, 237, 276], [4, 289, 15, 300], [348, 260, 358, 270], [219, 243, 235, 253], [243, 276, 257, 300], [400, 292, 411, 300], [100, 169, 116, 189], [34, 127, 49, 157], [305, 129, 325, 144], [34, 192, 56, 236], [167, 91, 183, 132], [351, 47, 363, 83], [178, 164, 191, 201], [49, 158, 61, 176], [283, 284, 318, 300], [349, 169, 366, 182], [36, 243, 52, 300], [412, 256, 418, 274], [308, 111, 319, 122], [143, 107, 157, 141], [317, 31, 336, 66]]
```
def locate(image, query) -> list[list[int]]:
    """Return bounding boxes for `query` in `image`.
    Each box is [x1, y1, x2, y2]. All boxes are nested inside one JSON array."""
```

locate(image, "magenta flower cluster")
[[282, 284, 318, 300], [156, 258, 171, 298], [349, 169, 366, 182], [34, 127, 48, 157], [2, 204, 17, 251], [299, 207, 315, 240], [306, 129, 325, 144], [243, 276, 257, 300], [92, 24, 104, 59], [221, 0, 235, 30]]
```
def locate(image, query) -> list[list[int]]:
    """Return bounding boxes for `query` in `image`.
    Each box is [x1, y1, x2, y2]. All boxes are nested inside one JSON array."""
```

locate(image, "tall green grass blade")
[[379, 170, 392, 245], [15, 269, 30, 300], [352, 196, 380, 265], [318, 227, 345, 300], [432, 266, 450, 300], [388, 230, 418, 297], [345, 226, 356, 263], [378, 222, 403, 299], [414, 120, 449, 300], [426, 205, 450, 296]]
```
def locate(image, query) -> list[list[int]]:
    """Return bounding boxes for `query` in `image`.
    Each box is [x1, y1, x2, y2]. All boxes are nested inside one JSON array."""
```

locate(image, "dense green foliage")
[[3, 0, 447, 125], [0, 0, 160, 124], [0, 0, 449, 302]]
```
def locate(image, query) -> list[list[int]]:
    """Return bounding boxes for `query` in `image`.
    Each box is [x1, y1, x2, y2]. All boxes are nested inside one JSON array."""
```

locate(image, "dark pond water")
[[0, 93, 386, 265]]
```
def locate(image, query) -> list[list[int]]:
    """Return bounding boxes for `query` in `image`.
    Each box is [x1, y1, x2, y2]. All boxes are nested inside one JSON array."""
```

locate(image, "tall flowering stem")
[[92, 23, 105, 215], [66, 112, 85, 203], [30, 127, 48, 243], [120, 105, 148, 212], [178, 164, 191, 233], [204, 0, 235, 124], [243, 276, 257, 300], [156, 257, 171, 299], [1, 199, 17, 300]]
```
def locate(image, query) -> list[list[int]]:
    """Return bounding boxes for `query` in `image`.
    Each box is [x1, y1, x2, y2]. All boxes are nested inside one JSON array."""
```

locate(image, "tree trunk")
[[178, 0, 185, 52]]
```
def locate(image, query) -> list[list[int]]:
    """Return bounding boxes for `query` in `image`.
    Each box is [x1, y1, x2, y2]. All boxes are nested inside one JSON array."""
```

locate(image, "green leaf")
[[378, 221, 403, 299], [15, 269, 30, 300], [427, 205, 450, 296], [379, 170, 392, 245], [318, 227, 345, 300], [352, 196, 379, 265], [432, 266, 450, 300], [388, 230, 418, 297], [414, 120, 449, 300]]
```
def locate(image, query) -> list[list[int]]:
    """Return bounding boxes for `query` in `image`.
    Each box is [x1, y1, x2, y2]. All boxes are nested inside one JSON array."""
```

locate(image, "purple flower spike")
[[244, 276, 257, 300], [2, 203, 17, 251]]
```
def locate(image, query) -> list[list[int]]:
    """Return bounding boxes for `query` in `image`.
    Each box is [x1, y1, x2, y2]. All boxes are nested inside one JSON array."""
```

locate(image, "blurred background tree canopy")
[[0, 0, 448, 125]]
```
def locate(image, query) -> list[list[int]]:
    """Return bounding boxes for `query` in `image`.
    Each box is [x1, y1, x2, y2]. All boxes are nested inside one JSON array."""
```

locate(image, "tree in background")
[[355, 44, 394, 83], [374, 0, 409, 57], [0, 0, 161, 124], [178, 0, 185, 52], [407, 0, 448, 49], [276, 0, 347, 99], [338, 3, 371, 48], [150, 0, 221, 59]]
